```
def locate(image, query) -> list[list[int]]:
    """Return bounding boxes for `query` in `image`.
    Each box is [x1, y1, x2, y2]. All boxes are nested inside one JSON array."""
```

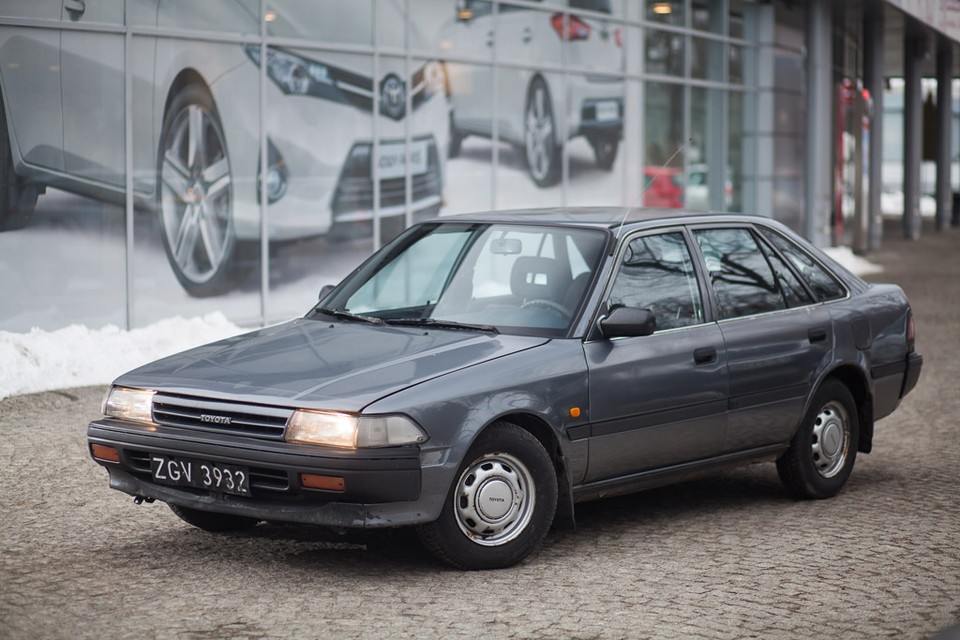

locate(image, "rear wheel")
[[168, 504, 259, 532], [777, 379, 859, 499], [590, 136, 619, 171], [0, 95, 39, 232], [417, 422, 557, 570], [524, 78, 561, 188]]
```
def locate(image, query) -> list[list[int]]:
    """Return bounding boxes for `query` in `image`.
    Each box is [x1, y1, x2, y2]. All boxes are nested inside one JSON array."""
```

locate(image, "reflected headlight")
[[285, 410, 428, 449], [102, 386, 155, 424], [423, 60, 446, 97], [244, 44, 332, 96]]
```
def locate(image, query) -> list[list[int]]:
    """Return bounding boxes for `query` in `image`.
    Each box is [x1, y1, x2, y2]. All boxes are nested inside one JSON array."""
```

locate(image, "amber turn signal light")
[[91, 444, 120, 463], [300, 473, 345, 492]]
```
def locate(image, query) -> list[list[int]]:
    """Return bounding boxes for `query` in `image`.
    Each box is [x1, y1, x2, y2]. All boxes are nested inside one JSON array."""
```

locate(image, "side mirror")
[[598, 306, 656, 338], [318, 284, 336, 301]]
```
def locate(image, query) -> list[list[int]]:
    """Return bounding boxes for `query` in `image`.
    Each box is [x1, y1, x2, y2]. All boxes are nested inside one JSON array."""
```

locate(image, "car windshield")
[[312, 223, 608, 336]]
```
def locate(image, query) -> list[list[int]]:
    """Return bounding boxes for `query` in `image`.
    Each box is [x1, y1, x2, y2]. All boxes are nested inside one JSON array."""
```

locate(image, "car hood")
[[115, 318, 549, 412]]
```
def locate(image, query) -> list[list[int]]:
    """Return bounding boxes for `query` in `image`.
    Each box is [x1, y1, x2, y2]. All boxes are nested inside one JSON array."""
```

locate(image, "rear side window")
[[694, 228, 785, 320], [758, 239, 814, 307], [757, 228, 846, 301]]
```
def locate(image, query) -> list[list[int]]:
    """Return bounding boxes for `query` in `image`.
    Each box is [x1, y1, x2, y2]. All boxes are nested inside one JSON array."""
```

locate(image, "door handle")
[[486, 31, 493, 47], [809, 328, 828, 343], [64, 0, 85, 16], [694, 347, 717, 365]]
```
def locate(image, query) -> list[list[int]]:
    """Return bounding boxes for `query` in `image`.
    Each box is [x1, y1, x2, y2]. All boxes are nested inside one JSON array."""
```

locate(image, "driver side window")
[[609, 232, 704, 331]]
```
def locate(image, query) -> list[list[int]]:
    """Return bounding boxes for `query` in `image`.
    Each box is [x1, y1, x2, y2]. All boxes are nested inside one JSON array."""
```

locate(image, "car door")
[[691, 225, 834, 453], [583, 229, 728, 482], [60, 0, 125, 188], [0, 0, 65, 172]]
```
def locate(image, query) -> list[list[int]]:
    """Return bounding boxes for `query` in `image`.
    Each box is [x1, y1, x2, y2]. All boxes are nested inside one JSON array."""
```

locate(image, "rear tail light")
[[906, 311, 916, 353], [551, 13, 591, 41]]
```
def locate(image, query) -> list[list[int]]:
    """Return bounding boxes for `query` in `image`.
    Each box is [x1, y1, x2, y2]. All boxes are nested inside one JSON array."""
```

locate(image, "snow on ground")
[[0, 312, 246, 401], [0, 244, 884, 402]]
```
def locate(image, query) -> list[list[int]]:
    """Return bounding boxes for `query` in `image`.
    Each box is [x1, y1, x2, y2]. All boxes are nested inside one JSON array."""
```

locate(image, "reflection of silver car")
[[0, 1, 447, 296], [443, 0, 623, 187]]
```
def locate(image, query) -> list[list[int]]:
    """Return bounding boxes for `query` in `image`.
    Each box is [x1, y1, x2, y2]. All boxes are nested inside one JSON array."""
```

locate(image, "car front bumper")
[[87, 418, 437, 529]]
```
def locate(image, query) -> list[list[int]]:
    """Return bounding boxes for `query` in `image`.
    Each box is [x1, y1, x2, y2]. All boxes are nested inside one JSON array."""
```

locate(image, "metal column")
[[864, 1, 884, 251], [936, 36, 953, 232], [804, 0, 833, 247], [903, 22, 924, 240]]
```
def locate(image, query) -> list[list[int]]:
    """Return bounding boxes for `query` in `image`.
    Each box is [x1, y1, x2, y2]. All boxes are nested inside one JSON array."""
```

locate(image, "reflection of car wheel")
[[0, 95, 39, 232], [158, 84, 240, 297], [524, 78, 561, 188], [777, 379, 859, 499], [169, 504, 259, 532], [590, 136, 619, 171], [417, 422, 557, 570], [448, 111, 463, 159]]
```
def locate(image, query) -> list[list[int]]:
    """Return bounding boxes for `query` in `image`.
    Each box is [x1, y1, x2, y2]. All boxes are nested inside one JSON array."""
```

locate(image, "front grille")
[[331, 136, 441, 217], [152, 393, 292, 440]]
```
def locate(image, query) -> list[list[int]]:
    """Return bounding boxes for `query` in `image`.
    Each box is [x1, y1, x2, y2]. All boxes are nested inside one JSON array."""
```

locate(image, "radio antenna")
[[616, 137, 693, 239]]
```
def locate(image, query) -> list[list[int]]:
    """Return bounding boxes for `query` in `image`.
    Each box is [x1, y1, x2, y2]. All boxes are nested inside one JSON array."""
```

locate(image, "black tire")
[[0, 94, 39, 232], [448, 111, 464, 159], [168, 503, 259, 532], [417, 422, 558, 570], [523, 77, 561, 188], [591, 136, 619, 171], [777, 379, 859, 499], [157, 83, 241, 297]]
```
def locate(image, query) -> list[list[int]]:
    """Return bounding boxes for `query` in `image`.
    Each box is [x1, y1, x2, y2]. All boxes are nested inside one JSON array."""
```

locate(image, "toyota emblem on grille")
[[200, 413, 233, 426], [380, 73, 406, 120]]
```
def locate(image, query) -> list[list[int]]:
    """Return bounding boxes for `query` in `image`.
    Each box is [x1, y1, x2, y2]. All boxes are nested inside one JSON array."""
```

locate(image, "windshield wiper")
[[313, 307, 384, 325], [383, 318, 499, 334]]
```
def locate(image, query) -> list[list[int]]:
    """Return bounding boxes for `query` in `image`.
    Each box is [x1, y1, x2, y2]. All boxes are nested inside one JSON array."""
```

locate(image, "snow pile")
[[822, 246, 884, 276], [0, 312, 246, 401]]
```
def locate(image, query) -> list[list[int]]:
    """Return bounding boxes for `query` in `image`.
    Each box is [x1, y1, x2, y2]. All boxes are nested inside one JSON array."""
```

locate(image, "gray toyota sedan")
[[88, 209, 922, 569]]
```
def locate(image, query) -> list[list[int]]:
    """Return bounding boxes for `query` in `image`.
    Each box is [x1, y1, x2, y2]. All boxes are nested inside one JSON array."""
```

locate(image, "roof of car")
[[433, 207, 768, 231]]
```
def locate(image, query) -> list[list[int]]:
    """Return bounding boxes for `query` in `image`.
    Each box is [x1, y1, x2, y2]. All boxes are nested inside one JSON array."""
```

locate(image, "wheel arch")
[[476, 411, 576, 529], [162, 69, 216, 129], [820, 364, 874, 454]]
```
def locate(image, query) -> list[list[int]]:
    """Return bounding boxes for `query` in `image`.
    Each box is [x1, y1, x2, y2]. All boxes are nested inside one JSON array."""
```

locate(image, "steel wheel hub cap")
[[811, 401, 850, 478], [454, 452, 535, 547]]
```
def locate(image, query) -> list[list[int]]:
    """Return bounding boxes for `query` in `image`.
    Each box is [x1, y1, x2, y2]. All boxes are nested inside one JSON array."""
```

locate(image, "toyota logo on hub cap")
[[380, 73, 406, 120]]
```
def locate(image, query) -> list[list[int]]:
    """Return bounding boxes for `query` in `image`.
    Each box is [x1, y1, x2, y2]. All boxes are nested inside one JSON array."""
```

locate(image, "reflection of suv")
[[443, 0, 623, 187], [0, 1, 447, 296]]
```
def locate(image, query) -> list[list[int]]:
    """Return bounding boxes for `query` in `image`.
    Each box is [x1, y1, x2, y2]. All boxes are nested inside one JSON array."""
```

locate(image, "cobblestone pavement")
[[1, 222, 958, 640]]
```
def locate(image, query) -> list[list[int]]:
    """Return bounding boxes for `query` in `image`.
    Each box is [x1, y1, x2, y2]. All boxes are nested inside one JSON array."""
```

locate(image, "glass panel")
[[643, 82, 684, 208], [132, 36, 261, 326], [729, 0, 747, 39], [567, 73, 624, 206], [267, 0, 373, 45], [564, 5, 625, 74], [609, 233, 704, 330], [695, 228, 786, 319], [444, 60, 494, 214], [757, 228, 846, 301], [153, 0, 260, 35], [646, 0, 684, 26], [758, 238, 814, 307], [691, 0, 722, 34], [729, 43, 744, 84], [645, 29, 683, 77], [264, 50, 376, 320], [728, 91, 746, 212], [691, 36, 723, 82], [688, 87, 710, 211], [0, 23, 126, 331]]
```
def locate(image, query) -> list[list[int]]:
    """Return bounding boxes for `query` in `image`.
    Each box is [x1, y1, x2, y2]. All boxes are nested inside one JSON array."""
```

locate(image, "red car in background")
[[642, 166, 683, 208]]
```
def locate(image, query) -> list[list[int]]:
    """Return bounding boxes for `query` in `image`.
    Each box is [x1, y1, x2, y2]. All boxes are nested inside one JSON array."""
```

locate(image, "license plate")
[[376, 140, 429, 180], [150, 455, 251, 497], [595, 100, 619, 122]]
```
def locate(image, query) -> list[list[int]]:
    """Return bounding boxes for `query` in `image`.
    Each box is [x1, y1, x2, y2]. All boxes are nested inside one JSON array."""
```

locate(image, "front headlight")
[[245, 44, 332, 96], [285, 410, 428, 448], [102, 386, 155, 424]]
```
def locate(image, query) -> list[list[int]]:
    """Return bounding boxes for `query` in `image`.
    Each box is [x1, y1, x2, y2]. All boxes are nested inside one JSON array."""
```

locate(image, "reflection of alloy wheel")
[[777, 379, 859, 499], [590, 136, 619, 171], [158, 84, 238, 297], [448, 111, 463, 159], [417, 422, 557, 570], [524, 78, 561, 188], [0, 94, 39, 232]]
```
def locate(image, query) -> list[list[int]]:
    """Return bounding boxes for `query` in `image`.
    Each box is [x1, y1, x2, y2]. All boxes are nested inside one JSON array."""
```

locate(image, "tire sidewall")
[[524, 78, 561, 188], [421, 423, 558, 570]]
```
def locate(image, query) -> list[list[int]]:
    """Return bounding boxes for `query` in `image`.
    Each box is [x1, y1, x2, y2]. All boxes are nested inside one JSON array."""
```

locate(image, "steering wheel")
[[521, 298, 572, 322]]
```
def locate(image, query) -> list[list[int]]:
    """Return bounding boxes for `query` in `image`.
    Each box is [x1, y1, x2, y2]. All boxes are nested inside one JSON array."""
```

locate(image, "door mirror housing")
[[598, 306, 656, 338]]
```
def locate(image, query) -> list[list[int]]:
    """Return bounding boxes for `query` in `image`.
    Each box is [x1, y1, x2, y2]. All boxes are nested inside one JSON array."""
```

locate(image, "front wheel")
[[777, 379, 859, 499], [417, 423, 557, 570], [157, 84, 240, 297]]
